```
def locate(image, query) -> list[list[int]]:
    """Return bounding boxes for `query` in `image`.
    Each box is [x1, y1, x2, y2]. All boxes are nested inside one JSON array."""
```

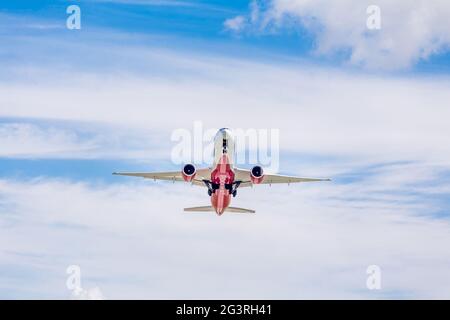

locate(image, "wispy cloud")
[[226, 0, 450, 70], [1, 43, 449, 165], [0, 161, 449, 299], [88, 0, 237, 14], [0, 120, 170, 160], [224, 15, 246, 32], [0, 123, 96, 158], [0, 6, 449, 299], [91, 0, 198, 7]]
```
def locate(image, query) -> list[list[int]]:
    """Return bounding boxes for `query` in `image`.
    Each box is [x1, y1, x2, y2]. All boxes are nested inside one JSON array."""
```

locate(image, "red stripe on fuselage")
[[210, 154, 234, 215]]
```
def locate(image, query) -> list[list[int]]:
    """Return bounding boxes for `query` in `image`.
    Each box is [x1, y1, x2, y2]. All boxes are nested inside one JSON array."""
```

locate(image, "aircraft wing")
[[113, 168, 211, 186], [234, 167, 330, 187]]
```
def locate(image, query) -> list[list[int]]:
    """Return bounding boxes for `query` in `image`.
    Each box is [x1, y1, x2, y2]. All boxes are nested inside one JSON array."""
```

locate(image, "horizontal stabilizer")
[[184, 206, 215, 212], [227, 207, 255, 213], [183, 206, 255, 213]]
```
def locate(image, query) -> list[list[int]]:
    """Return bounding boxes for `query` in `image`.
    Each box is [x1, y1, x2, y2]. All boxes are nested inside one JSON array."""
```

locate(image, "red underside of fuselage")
[[210, 154, 235, 215]]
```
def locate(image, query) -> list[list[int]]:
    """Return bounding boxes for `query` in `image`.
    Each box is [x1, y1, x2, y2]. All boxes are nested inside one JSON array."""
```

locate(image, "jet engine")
[[250, 165, 264, 184], [182, 164, 197, 182]]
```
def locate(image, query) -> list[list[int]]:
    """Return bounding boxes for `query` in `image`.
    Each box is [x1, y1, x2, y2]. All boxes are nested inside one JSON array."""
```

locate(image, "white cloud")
[[1, 52, 449, 165], [0, 162, 449, 298], [0, 122, 170, 160], [224, 15, 246, 32], [0, 123, 96, 158], [1, 13, 450, 299], [229, 0, 450, 69], [224, 1, 260, 33]]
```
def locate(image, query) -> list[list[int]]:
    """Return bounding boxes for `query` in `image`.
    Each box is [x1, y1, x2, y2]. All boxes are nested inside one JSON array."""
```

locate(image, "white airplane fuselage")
[[210, 128, 236, 215]]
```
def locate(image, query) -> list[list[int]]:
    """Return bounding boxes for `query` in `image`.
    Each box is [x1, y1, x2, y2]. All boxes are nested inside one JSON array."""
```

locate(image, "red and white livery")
[[113, 128, 330, 215]]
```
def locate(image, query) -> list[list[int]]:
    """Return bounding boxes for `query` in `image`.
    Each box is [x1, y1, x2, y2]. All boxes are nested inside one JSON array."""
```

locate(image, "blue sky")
[[3, 0, 450, 73], [1, 0, 450, 299]]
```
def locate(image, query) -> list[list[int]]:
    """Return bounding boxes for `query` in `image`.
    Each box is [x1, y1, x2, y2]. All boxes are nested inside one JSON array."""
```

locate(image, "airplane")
[[113, 128, 330, 215]]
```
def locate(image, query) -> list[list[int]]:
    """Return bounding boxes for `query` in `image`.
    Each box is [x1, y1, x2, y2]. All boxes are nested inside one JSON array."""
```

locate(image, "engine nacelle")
[[182, 164, 197, 182], [250, 165, 264, 184]]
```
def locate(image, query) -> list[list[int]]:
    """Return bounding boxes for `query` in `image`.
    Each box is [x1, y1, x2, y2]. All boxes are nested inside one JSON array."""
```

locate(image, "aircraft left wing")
[[234, 168, 330, 187], [113, 168, 211, 186]]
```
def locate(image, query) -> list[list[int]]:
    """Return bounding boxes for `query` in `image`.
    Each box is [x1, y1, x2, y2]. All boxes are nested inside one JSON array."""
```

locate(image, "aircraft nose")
[[219, 128, 231, 139]]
